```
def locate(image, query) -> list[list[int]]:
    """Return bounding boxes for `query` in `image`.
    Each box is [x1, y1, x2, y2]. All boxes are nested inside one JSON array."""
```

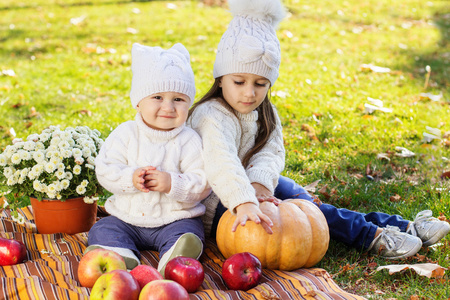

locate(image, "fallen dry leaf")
[[389, 194, 401, 202], [303, 180, 321, 193], [376, 263, 447, 278]]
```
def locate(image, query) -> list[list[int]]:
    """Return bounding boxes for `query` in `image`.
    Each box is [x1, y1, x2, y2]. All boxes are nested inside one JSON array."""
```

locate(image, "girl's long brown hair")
[[189, 78, 277, 168]]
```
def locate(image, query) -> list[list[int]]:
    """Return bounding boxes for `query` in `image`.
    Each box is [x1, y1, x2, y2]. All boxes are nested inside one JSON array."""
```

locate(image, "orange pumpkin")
[[216, 199, 329, 271]]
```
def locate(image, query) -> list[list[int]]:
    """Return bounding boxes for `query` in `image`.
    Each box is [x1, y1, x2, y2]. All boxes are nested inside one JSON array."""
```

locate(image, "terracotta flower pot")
[[30, 197, 97, 235]]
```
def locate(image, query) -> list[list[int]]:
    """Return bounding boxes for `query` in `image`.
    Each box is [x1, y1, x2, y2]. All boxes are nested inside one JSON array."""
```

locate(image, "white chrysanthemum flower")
[[0, 154, 6, 166], [35, 142, 45, 150], [56, 163, 64, 170], [11, 153, 21, 165], [56, 194, 62, 200], [47, 145, 58, 152], [75, 157, 84, 165], [47, 183, 57, 194], [72, 148, 82, 158], [65, 172, 73, 180], [85, 164, 95, 170], [33, 180, 42, 191], [4, 167, 14, 178], [33, 151, 45, 163], [27, 133, 40, 142], [34, 164, 44, 175], [4, 145, 16, 158], [58, 140, 70, 149], [60, 131, 71, 140], [55, 169, 66, 179], [24, 141, 36, 151], [19, 150, 31, 160], [13, 140, 24, 148], [7, 176, 16, 186], [82, 148, 91, 158], [55, 181, 63, 191], [67, 138, 75, 147], [87, 156, 95, 165], [81, 179, 89, 187], [50, 157, 62, 166], [62, 149, 72, 158], [20, 168, 29, 177], [45, 162, 56, 173], [11, 213, 25, 225], [40, 133, 51, 142], [76, 185, 86, 195], [28, 170, 37, 180], [61, 179, 70, 189], [83, 196, 98, 204], [46, 192, 56, 199], [73, 165, 82, 175]]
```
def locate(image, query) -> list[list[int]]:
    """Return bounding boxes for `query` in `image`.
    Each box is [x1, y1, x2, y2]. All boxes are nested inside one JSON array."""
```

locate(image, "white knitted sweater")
[[187, 99, 285, 236], [95, 113, 210, 228]]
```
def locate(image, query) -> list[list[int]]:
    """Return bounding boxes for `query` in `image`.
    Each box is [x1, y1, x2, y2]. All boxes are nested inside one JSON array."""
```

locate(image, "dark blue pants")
[[88, 216, 205, 258], [211, 176, 410, 250]]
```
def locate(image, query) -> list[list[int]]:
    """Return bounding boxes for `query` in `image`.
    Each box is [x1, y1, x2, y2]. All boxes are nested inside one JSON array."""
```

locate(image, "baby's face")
[[137, 92, 190, 131]]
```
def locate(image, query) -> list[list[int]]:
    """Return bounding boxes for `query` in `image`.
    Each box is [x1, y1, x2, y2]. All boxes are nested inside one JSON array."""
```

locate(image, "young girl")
[[188, 0, 450, 260], [87, 43, 211, 274]]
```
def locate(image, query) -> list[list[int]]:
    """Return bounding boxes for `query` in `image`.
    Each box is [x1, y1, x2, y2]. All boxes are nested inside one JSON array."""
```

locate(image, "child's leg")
[[87, 216, 141, 269], [275, 176, 378, 249], [155, 217, 204, 276]]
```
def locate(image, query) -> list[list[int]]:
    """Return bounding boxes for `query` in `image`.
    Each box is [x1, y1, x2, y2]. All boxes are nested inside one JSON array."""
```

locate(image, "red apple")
[[78, 248, 127, 288], [165, 256, 204, 293], [0, 237, 27, 266], [139, 279, 189, 300], [130, 264, 163, 290], [90, 269, 140, 300], [222, 252, 262, 291]]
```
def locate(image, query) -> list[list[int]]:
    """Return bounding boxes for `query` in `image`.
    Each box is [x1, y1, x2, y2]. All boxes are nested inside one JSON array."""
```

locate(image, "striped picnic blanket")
[[0, 206, 367, 300]]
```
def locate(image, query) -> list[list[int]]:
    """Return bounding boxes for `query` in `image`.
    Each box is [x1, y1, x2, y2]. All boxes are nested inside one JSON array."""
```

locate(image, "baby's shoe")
[[368, 225, 422, 259], [157, 233, 203, 277], [406, 210, 450, 246], [84, 244, 140, 270]]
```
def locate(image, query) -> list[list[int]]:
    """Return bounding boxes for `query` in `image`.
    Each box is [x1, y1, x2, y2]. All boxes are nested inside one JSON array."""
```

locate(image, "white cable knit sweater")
[[187, 99, 285, 236], [95, 113, 210, 228]]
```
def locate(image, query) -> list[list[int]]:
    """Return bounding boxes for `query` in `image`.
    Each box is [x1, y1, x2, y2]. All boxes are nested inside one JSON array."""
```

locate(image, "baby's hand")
[[233, 202, 273, 234], [133, 167, 151, 192], [143, 169, 171, 193]]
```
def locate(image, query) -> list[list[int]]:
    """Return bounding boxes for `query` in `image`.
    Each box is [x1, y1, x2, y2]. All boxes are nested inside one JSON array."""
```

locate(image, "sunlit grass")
[[1, 0, 449, 298]]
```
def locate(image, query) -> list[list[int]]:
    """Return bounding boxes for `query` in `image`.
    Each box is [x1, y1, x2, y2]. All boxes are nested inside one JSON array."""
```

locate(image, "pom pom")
[[228, 0, 286, 27]]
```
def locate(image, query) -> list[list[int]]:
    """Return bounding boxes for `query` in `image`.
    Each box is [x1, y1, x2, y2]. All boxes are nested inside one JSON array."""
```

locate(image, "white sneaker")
[[368, 226, 422, 259], [157, 233, 203, 277], [407, 210, 450, 246]]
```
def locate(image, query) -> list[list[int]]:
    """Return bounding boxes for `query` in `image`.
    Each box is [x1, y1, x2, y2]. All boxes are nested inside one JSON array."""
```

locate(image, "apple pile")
[[77, 249, 201, 300], [0, 237, 27, 266], [78, 248, 263, 299]]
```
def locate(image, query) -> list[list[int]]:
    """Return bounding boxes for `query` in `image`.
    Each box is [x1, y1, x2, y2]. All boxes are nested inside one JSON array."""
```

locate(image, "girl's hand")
[[233, 202, 274, 234], [143, 169, 171, 193], [251, 183, 281, 205]]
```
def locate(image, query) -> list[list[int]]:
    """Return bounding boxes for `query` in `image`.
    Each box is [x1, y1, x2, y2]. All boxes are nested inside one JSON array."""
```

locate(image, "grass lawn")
[[1, 0, 449, 298]]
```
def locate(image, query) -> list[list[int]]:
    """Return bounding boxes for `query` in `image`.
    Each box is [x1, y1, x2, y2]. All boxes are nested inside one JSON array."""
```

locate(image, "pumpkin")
[[216, 199, 329, 271]]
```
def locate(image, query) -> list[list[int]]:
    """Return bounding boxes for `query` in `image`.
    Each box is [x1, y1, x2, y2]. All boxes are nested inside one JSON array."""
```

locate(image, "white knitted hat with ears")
[[129, 43, 196, 108], [213, 0, 286, 86]]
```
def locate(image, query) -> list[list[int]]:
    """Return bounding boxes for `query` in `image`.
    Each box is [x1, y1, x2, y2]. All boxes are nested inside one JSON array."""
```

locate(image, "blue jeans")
[[88, 216, 205, 258], [212, 176, 410, 250]]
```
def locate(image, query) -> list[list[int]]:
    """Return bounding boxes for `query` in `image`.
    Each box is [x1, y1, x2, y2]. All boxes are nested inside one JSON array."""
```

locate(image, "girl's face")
[[219, 73, 270, 114], [137, 92, 190, 131]]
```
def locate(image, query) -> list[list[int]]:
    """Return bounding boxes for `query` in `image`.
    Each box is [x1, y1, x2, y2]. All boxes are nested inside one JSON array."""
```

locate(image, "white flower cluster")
[[0, 126, 104, 203]]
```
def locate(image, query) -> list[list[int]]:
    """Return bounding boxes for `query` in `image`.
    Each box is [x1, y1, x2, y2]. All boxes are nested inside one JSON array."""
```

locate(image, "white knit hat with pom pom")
[[213, 0, 286, 86]]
